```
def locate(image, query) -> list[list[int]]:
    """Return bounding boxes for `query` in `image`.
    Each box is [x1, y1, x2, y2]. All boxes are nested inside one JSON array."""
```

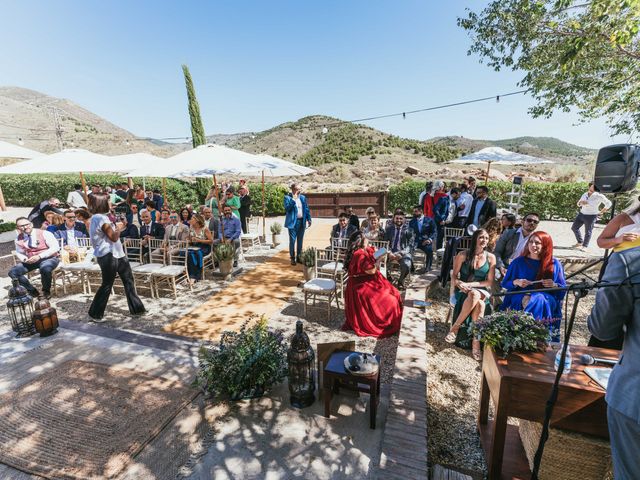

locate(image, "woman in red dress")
[[342, 231, 403, 337]]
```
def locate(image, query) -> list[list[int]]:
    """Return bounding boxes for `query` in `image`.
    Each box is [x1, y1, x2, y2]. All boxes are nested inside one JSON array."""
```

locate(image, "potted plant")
[[472, 310, 557, 358], [213, 242, 235, 276], [270, 222, 283, 246], [195, 316, 288, 400], [300, 247, 316, 281]]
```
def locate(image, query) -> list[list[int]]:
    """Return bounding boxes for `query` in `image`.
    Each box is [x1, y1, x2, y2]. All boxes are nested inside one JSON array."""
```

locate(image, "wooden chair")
[[302, 249, 340, 319], [319, 238, 349, 298], [152, 240, 191, 299], [436, 227, 465, 268], [124, 238, 158, 298]]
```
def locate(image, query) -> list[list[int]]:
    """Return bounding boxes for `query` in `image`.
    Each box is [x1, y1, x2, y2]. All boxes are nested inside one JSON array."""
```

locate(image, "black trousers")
[[89, 253, 145, 319]]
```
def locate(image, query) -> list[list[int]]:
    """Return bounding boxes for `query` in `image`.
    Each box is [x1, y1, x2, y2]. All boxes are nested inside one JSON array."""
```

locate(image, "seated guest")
[[115, 183, 129, 200], [55, 210, 88, 258], [341, 231, 403, 337], [187, 214, 213, 282], [501, 213, 517, 232], [28, 197, 63, 228], [218, 206, 242, 267], [164, 211, 189, 242], [127, 202, 141, 229], [223, 187, 241, 219], [362, 214, 385, 240], [330, 212, 357, 245], [9, 217, 60, 298], [481, 217, 502, 252], [152, 189, 164, 210], [445, 229, 495, 360], [494, 212, 539, 277], [345, 206, 359, 229], [238, 186, 251, 233], [202, 207, 221, 245], [40, 211, 56, 231], [179, 207, 192, 227], [143, 200, 158, 222], [384, 209, 415, 290], [466, 185, 497, 228], [409, 205, 437, 271], [66, 184, 87, 209], [118, 214, 139, 240], [360, 207, 376, 230], [45, 213, 64, 234], [500, 231, 566, 340], [159, 208, 171, 227], [139, 210, 165, 258]]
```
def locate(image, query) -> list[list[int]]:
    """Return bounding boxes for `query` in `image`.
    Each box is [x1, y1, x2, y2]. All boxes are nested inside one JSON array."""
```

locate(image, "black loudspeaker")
[[594, 144, 640, 193]]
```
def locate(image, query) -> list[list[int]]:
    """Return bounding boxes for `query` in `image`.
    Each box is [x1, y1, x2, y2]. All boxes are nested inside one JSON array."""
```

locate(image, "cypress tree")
[[182, 64, 207, 148]]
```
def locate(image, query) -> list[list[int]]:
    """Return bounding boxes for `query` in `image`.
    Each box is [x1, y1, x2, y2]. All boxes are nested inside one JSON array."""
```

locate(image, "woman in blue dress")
[[500, 231, 566, 340]]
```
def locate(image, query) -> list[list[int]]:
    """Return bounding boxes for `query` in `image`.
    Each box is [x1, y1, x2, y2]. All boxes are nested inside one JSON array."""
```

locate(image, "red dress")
[[342, 247, 403, 338]]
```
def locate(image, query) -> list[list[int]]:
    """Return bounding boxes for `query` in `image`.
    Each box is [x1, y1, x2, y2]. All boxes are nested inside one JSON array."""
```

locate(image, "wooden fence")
[[304, 191, 388, 218]]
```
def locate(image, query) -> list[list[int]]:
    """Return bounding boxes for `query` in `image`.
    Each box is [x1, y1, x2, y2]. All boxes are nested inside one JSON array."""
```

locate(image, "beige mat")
[[164, 222, 332, 341], [0, 360, 197, 480]]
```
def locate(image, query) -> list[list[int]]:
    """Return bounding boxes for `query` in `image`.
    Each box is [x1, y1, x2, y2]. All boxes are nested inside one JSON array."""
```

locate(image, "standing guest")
[[152, 189, 164, 210], [466, 176, 478, 198], [432, 180, 450, 250], [418, 181, 433, 213], [384, 210, 415, 290], [330, 212, 357, 244], [238, 179, 249, 193], [107, 187, 125, 206], [362, 214, 385, 240], [409, 205, 437, 271], [179, 207, 192, 226], [494, 212, 540, 276], [446, 187, 461, 226], [159, 209, 171, 227], [445, 228, 495, 360], [187, 213, 213, 282], [284, 183, 312, 266], [466, 186, 497, 228], [87, 194, 145, 321], [223, 187, 241, 219], [205, 187, 221, 218], [74, 209, 92, 232], [481, 217, 502, 252], [587, 245, 640, 479], [500, 231, 566, 339], [134, 186, 145, 202], [360, 207, 377, 230], [238, 186, 252, 233], [341, 231, 403, 337], [9, 217, 61, 298], [345, 206, 360, 229], [500, 213, 517, 231], [571, 182, 611, 251], [28, 197, 62, 228], [66, 184, 87, 209], [218, 206, 242, 267], [454, 184, 474, 228], [115, 183, 129, 200]]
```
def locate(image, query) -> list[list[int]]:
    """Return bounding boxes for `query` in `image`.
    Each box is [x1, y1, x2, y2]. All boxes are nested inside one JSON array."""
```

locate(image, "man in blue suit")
[[54, 210, 88, 247], [284, 183, 312, 266], [588, 247, 640, 479], [409, 205, 437, 271]]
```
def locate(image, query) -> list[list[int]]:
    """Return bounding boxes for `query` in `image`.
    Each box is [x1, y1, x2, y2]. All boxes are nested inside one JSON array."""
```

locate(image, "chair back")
[[167, 240, 188, 266], [369, 239, 389, 270], [444, 227, 464, 242], [124, 238, 143, 263], [147, 238, 166, 265], [330, 237, 349, 262], [247, 216, 260, 234], [316, 248, 339, 279], [456, 236, 472, 253]]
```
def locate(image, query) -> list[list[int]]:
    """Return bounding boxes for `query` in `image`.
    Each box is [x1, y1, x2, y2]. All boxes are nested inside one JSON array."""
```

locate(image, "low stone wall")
[[376, 272, 435, 479]]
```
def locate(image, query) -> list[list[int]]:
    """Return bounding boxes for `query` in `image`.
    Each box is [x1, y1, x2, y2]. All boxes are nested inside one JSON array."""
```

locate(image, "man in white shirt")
[[494, 212, 540, 275], [66, 184, 87, 209], [571, 182, 611, 250], [9, 217, 61, 298], [454, 184, 474, 228]]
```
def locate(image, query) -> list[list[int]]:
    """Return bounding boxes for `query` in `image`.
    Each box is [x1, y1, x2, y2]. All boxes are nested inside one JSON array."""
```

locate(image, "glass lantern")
[[7, 279, 35, 337], [32, 296, 59, 337], [287, 320, 315, 408]]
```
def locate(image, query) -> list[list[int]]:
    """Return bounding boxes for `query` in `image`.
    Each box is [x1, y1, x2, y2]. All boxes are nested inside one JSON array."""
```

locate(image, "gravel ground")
[[424, 280, 596, 478]]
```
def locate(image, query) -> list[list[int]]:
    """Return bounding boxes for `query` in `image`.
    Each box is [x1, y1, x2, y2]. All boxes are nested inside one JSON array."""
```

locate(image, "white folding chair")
[[369, 239, 389, 277], [153, 240, 191, 299], [125, 238, 160, 298], [436, 227, 465, 268], [58, 237, 94, 294], [241, 216, 265, 255], [303, 249, 340, 319]]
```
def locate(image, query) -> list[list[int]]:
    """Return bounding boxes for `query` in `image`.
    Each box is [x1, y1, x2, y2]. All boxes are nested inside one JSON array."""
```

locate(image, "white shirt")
[[295, 197, 303, 219], [66, 190, 87, 208], [457, 192, 473, 217], [90, 214, 124, 259], [14, 229, 60, 262], [66, 230, 77, 248], [578, 192, 612, 215], [510, 227, 531, 261]]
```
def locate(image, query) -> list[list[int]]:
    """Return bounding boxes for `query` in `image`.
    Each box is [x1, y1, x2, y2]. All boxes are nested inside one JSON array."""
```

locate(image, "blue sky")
[[0, 0, 627, 148]]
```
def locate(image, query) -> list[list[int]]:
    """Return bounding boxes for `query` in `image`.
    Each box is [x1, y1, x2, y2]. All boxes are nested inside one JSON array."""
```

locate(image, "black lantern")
[[7, 279, 35, 337], [32, 296, 59, 337], [287, 320, 315, 408]]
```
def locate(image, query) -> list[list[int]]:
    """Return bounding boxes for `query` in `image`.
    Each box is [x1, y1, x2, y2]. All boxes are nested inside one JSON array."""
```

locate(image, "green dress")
[[452, 253, 491, 349], [224, 195, 241, 219]]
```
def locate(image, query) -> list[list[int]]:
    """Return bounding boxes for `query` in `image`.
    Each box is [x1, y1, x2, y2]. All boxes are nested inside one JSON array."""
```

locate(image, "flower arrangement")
[[195, 316, 288, 400], [270, 222, 283, 235], [472, 309, 556, 357]]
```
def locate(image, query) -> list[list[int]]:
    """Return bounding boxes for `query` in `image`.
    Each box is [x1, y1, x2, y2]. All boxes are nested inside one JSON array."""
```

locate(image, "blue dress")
[[500, 256, 566, 340]]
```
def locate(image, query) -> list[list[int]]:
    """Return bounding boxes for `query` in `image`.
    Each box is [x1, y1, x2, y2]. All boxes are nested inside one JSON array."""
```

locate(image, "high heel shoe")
[[445, 327, 459, 344]]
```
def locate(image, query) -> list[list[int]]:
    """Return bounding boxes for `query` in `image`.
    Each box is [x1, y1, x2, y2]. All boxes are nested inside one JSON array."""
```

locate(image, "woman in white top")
[[571, 182, 612, 250], [88, 193, 145, 321], [597, 196, 640, 252]]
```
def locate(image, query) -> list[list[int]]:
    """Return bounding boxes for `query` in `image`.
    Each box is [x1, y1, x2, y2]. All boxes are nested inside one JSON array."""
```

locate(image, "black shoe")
[[296, 257, 302, 264], [233, 261, 238, 268], [291, 259, 297, 266]]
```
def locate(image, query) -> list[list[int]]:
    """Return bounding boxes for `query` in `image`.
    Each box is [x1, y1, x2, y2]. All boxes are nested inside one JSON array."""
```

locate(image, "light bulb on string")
[[17, 137, 24, 146]]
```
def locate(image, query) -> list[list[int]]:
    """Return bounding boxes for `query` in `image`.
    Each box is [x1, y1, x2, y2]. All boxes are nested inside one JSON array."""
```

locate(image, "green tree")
[[458, 1, 640, 136], [182, 64, 207, 147]]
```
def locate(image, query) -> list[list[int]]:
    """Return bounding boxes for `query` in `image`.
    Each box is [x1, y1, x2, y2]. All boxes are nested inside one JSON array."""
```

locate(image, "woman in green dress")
[[223, 187, 241, 219], [444, 228, 495, 361]]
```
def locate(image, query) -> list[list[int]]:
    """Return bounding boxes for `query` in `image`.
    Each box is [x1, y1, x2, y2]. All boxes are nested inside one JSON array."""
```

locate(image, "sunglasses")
[[525, 218, 539, 224], [169, 215, 178, 219], [17, 224, 31, 229], [65, 216, 76, 219]]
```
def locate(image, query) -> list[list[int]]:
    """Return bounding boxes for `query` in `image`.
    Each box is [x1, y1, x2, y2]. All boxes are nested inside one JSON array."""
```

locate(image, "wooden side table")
[[478, 344, 618, 479], [323, 350, 381, 429]]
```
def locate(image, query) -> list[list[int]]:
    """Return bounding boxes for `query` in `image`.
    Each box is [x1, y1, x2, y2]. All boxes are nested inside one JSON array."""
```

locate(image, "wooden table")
[[323, 350, 381, 429], [478, 344, 619, 480]]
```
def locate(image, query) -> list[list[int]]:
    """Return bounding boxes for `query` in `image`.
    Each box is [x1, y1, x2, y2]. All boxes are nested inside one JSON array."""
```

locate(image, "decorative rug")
[[0, 360, 197, 480]]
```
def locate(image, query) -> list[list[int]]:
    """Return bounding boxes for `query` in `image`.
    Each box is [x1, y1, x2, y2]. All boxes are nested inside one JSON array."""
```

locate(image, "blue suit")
[[284, 193, 312, 261], [409, 215, 437, 270], [433, 195, 450, 250], [54, 222, 88, 246], [588, 247, 640, 479]]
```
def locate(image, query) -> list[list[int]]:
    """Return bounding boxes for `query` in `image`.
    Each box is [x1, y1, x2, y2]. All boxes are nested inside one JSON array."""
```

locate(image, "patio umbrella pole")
[[0, 185, 6, 211], [213, 174, 225, 240], [262, 170, 266, 238], [127, 176, 133, 189], [79, 171, 88, 203], [162, 178, 167, 209], [484, 161, 492, 185]]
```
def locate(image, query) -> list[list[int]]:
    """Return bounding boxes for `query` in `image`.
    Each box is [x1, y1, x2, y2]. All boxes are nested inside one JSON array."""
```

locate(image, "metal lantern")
[[32, 296, 59, 337], [7, 279, 35, 337], [287, 320, 315, 408]]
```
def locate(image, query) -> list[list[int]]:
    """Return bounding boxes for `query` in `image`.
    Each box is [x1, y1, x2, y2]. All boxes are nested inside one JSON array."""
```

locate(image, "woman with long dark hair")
[[500, 231, 566, 339], [179, 207, 192, 227], [87, 193, 145, 321], [445, 228, 495, 360], [341, 231, 402, 338]]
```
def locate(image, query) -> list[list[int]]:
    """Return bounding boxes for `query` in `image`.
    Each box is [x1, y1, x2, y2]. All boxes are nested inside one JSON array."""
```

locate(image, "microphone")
[[579, 354, 618, 367]]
